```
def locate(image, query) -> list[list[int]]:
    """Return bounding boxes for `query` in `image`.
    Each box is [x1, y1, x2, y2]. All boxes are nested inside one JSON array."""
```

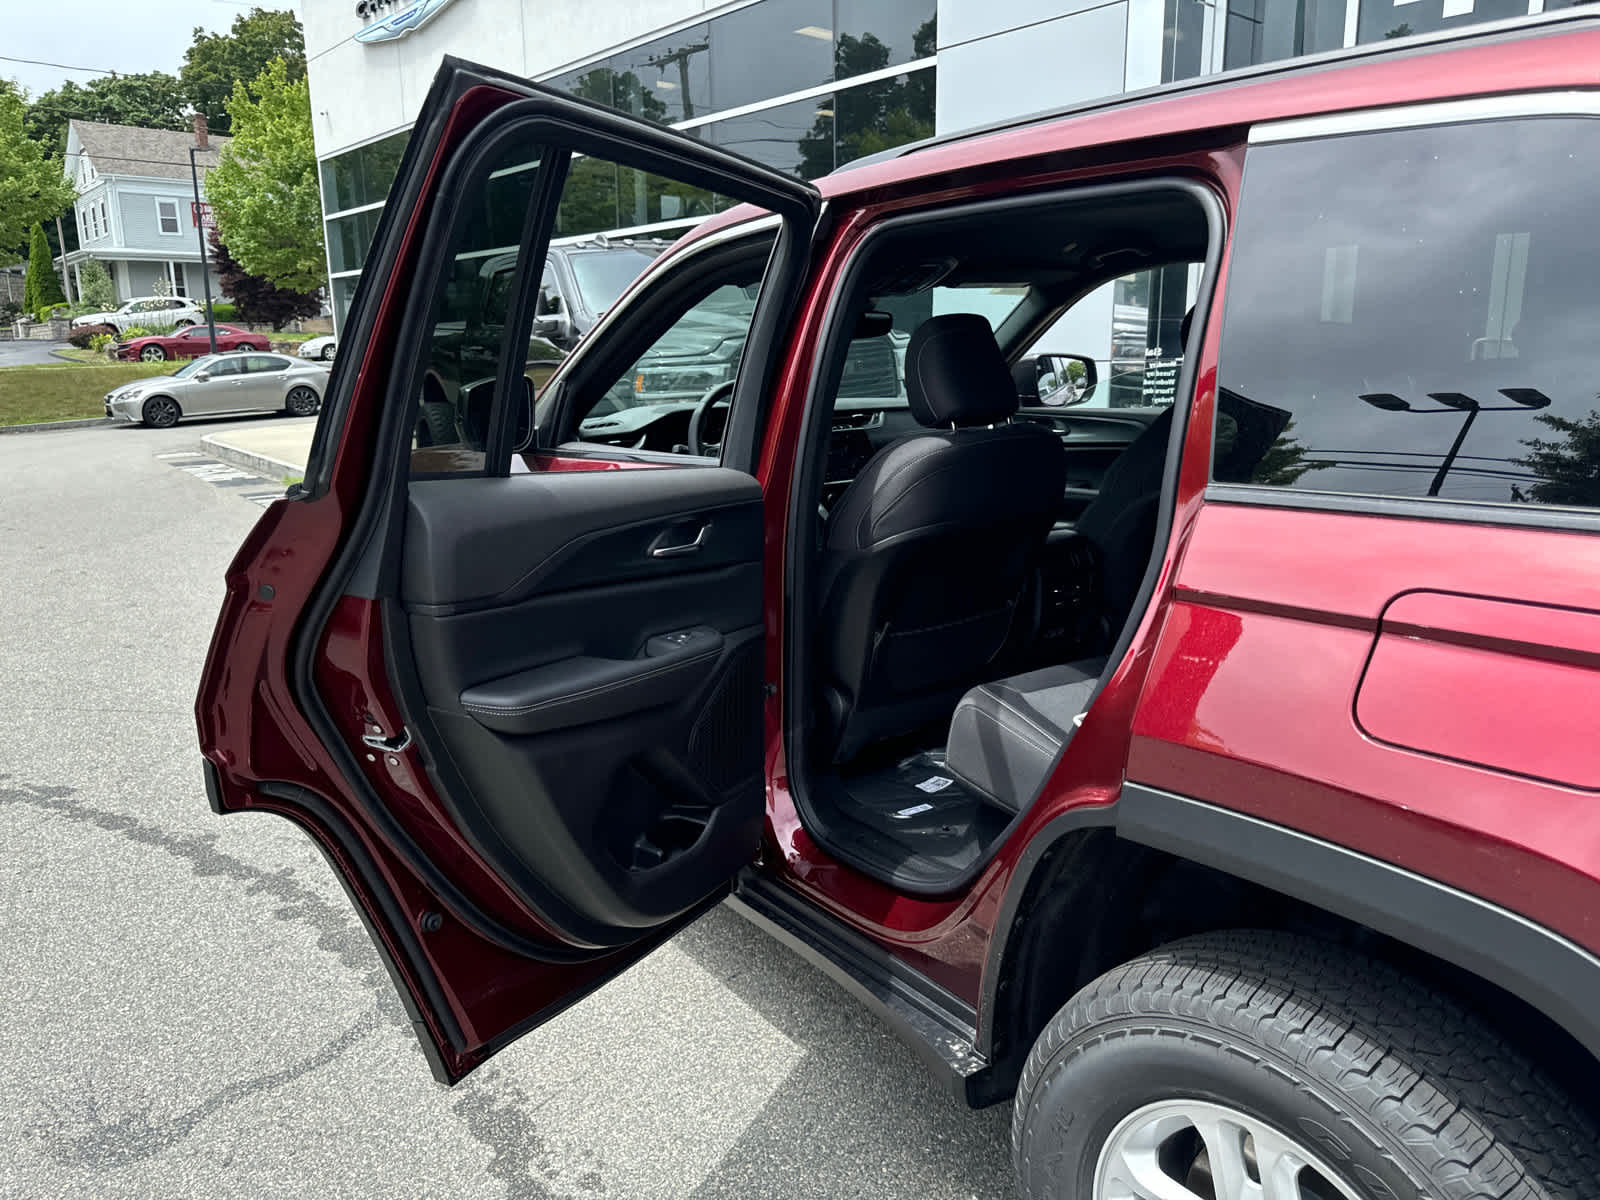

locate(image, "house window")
[[99, 202, 108, 238], [157, 199, 180, 235]]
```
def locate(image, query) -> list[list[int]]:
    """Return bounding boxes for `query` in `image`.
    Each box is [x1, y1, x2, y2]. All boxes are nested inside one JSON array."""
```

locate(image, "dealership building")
[[303, 0, 1574, 334]]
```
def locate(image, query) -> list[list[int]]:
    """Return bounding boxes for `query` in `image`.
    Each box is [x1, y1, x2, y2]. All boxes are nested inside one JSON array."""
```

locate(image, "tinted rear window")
[[1215, 117, 1600, 509]]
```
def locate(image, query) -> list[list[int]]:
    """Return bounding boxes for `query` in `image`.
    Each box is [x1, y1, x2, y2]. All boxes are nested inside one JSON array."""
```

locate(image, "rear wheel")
[[285, 386, 320, 417], [1012, 931, 1599, 1200], [320, 344, 335, 361], [141, 395, 180, 429], [140, 345, 166, 362]]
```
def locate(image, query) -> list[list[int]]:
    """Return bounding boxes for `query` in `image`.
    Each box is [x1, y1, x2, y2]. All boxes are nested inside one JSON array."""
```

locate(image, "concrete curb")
[[201, 433, 306, 480], [0, 417, 114, 436]]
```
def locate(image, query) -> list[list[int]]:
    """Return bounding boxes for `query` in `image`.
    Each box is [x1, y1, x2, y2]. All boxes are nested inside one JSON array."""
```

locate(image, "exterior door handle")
[[649, 523, 709, 558]]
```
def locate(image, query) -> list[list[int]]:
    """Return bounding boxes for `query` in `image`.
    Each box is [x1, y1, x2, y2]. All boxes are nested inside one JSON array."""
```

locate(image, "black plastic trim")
[[1112, 783, 1600, 1063], [1204, 483, 1600, 534], [728, 871, 990, 1102], [782, 177, 1226, 896]]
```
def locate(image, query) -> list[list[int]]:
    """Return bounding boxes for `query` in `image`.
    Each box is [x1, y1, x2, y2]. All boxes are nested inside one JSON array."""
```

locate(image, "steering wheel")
[[687, 379, 736, 457]]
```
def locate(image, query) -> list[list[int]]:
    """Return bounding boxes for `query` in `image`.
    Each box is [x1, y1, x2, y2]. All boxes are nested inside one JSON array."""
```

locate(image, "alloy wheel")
[[140, 346, 166, 362], [142, 396, 180, 429], [1095, 1100, 1363, 1200], [286, 386, 320, 416]]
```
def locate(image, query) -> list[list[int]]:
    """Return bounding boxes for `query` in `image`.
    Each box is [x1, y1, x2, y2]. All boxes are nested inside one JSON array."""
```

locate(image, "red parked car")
[[117, 323, 268, 362], [198, 15, 1600, 1198]]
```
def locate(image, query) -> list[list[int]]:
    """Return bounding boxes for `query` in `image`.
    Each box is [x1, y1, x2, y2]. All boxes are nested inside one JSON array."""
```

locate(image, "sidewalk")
[[203, 417, 317, 478]]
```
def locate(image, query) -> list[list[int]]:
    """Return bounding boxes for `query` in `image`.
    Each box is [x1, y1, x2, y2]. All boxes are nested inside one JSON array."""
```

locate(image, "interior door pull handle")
[[650, 523, 709, 558]]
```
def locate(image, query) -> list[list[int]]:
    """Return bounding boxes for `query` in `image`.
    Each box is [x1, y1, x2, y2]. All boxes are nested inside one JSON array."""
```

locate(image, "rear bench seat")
[[944, 658, 1107, 811]]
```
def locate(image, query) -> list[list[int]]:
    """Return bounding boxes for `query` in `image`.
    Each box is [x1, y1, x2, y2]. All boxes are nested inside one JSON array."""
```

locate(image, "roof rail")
[[829, 7, 1599, 173]]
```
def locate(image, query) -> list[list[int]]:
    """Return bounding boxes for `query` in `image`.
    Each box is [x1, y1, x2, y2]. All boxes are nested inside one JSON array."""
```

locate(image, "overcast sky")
[[1, 1, 296, 100]]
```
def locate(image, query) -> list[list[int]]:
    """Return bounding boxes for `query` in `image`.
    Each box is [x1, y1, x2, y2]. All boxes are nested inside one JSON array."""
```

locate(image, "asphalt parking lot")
[[0, 421, 1015, 1199]]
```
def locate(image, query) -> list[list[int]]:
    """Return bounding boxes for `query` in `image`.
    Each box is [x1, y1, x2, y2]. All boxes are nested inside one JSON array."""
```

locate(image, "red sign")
[[191, 201, 215, 229]]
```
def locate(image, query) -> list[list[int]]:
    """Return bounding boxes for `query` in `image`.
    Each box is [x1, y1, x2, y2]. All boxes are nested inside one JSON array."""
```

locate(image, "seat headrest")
[[904, 314, 1019, 428]]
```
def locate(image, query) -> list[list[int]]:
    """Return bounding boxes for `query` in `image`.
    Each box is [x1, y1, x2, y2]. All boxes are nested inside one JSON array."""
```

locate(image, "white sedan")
[[298, 334, 337, 361], [104, 352, 329, 428], [72, 296, 207, 332]]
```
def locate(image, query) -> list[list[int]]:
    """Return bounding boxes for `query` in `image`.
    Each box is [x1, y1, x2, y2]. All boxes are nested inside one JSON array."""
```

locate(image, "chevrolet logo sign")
[[354, 0, 460, 43]]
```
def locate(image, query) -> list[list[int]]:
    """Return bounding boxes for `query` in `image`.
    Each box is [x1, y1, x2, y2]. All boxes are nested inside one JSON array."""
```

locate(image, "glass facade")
[[322, 0, 936, 331]]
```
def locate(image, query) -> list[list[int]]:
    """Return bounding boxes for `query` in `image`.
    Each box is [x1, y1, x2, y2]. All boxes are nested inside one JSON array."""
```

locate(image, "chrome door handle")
[[649, 523, 709, 558]]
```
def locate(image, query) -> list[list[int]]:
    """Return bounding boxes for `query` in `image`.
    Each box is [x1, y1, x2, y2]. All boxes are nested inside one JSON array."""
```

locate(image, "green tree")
[[1251, 420, 1330, 487], [77, 259, 116, 311], [205, 59, 325, 292], [0, 84, 76, 265], [23, 73, 189, 157], [796, 21, 936, 179], [1511, 408, 1600, 508], [24, 223, 66, 315], [181, 7, 307, 137]]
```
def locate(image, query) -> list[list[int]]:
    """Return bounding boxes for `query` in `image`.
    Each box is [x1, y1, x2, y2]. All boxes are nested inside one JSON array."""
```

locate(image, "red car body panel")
[[117, 324, 267, 359], [197, 26, 1600, 1079]]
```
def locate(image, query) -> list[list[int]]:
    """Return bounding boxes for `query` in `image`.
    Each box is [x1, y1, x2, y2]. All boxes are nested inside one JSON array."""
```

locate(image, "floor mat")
[[831, 750, 1011, 877]]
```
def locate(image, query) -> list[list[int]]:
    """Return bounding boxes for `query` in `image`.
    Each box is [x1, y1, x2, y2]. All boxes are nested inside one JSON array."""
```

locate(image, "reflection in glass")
[[330, 275, 360, 333], [1355, 0, 1527, 43], [1215, 118, 1600, 508], [710, 99, 830, 173], [319, 130, 410, 213], [709, 0, 833, 111], [1224, 0, 1344, 68], [1163, 0, 1207, 82], [613, 25, 712, 122], [555, 159, 723, 236], [326, 208, 384, 274], [836, 0, 937, 74]]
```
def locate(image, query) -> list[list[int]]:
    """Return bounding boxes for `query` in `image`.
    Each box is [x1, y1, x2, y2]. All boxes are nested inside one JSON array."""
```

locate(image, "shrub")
[[88, 333, 114, 352], [117, 325, 156, 340], [209, 302, 237, 322], [68, 322, 118, 348], [77, 261, 116, 312]]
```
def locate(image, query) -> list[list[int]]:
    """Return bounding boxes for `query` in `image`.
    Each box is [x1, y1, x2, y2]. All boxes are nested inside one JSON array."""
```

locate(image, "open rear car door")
[[196, 58, 820, 1083]]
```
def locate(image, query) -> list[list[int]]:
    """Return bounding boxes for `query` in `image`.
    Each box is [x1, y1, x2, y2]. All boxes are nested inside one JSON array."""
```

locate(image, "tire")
[[321, 344, 335, 361], [140, 395, 180, 429], [140, 345, 167, 362], [284, 386, 320, 417], [1012, 931, 1599, 1200]]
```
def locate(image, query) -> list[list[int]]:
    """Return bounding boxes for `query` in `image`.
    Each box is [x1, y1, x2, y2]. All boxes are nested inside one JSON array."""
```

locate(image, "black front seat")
[[818, 314, 1068, 763]]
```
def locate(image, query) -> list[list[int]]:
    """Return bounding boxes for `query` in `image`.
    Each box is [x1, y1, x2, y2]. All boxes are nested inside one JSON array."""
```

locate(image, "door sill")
[[726, 870, 998, 1107]]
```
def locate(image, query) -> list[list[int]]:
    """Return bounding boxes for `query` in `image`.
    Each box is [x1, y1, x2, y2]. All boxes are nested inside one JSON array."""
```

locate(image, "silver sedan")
[[104, 353, 330, 428]]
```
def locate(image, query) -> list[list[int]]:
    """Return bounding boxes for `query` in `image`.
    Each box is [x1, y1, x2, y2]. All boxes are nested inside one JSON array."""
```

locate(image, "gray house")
[[57, 119, 230, 303]]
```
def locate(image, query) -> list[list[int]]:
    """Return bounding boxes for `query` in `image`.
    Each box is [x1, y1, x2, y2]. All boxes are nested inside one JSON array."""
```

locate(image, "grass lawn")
[[0, 362, 179, 426]]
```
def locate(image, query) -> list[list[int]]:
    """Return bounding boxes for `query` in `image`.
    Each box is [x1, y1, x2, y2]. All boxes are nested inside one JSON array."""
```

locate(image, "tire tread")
[[1011, 931, 1600, 1200]]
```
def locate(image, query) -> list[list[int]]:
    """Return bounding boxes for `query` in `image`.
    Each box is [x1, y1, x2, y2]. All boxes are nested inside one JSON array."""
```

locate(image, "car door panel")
[[399, 467, 766, 940], [196, 56, 819, 1081]]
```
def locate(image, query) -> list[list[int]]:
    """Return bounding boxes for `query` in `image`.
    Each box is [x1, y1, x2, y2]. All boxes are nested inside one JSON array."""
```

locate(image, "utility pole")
[[54, 215, 74, 303], [189, 113, 218, 355], [643, 41, 708, 121]]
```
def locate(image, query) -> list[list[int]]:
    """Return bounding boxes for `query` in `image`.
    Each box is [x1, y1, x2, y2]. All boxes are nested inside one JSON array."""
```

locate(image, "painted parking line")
[[162, 452, 288, 508]]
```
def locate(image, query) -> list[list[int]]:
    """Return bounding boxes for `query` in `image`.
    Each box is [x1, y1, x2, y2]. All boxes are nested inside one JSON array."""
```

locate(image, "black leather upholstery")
[[904, 313, 1021, 428], [945, 658, 1106, 810], [819, 316, 1067, 763], [1074, 406, 1171, 633]]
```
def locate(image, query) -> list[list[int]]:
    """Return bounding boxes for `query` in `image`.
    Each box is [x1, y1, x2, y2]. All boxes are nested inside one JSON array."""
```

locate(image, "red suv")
[[198, 15, 1600, 1198]]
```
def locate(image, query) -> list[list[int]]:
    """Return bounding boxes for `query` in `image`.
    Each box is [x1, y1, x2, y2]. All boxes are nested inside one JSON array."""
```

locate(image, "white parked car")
[[73, 296, 206, 332], [298, 334, 337, 361], [103, 352, 329, 428]]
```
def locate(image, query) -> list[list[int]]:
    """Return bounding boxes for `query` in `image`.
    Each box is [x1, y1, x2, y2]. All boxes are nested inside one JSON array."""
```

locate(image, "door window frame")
[[780, 176, 1226, 891], [368, 104, 815, 496]]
